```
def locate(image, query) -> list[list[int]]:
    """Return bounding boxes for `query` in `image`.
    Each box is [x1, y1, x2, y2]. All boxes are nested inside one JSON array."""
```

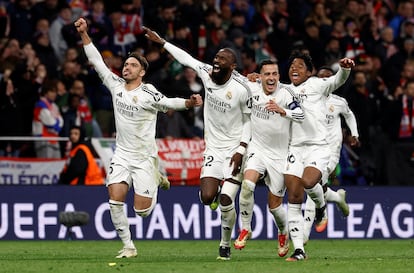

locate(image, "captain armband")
[[288, 100, 300, 110]]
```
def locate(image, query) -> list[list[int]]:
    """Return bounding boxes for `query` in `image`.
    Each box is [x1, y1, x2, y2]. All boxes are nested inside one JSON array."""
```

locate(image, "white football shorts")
[[200, 146, 244, 182], [284, 144, 330, 178], [106, 150, 159, 198], [244, 152, 286, 197]]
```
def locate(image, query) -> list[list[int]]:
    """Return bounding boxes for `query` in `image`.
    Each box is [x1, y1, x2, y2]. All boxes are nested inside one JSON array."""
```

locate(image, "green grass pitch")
[[0, 240, 413, 273]]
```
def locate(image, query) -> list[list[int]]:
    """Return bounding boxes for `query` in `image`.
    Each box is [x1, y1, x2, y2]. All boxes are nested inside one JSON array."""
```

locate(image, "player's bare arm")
[[230, 142, 248, 176]]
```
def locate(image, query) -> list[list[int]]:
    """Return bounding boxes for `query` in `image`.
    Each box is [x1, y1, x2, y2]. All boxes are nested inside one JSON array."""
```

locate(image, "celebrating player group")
[[75, 17, 356, 262]]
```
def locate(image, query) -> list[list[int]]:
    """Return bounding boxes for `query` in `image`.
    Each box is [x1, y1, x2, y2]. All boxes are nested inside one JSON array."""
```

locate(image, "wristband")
[[236, 145, 246, 155]]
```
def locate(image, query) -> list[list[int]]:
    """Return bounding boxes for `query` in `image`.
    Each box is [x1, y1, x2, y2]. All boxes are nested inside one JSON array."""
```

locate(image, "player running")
[[283, 51, 354, 261], [145, 27, 252, 261], [74, 18, 202, 258], [303, 66, 359, 244], [234, 60, 304, 258]]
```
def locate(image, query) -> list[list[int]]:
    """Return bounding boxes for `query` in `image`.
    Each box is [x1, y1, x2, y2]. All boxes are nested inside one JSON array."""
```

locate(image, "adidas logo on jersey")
[[117, 92, 122, 98], [143, 190, 149, 194]]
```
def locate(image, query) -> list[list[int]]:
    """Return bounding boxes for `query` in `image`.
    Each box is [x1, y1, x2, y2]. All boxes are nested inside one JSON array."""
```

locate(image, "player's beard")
[[211, 66, 231, 85]]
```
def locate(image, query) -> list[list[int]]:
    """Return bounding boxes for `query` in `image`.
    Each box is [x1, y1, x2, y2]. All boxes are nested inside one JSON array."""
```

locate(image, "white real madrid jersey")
[[248, 82, 301, 159], [84, 43, 186, 158], [165, 42, 251, 150], [287, 67, 351, 146], [325, 94, 359, 144]]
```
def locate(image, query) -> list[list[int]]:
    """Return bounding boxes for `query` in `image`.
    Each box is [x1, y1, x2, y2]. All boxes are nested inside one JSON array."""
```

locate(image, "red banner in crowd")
[[156, 138, 205, 186]]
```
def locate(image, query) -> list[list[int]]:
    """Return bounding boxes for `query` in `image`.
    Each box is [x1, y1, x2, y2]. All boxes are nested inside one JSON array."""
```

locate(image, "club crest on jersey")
[[226, 91, 232, 100], [297, 89, 307, 102], [133, 96, 138, 104]]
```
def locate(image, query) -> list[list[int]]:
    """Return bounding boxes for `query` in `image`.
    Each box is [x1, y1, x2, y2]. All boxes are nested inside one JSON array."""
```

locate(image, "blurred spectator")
[[323, 37, 343, 70], [58, 60, 85, 90], [84, 0, 113, 51], [144, 1, 176, 41], [330, 18, 346, 40], [227, 9, 248, 35], [68, 0, 88, 19], [397, 18, 414, 48], [230, 0, 255, 28], [31, 0, 64, 24], [170, 66, 204, 137], [7, 0, 34, 44], [251, 0, 275, 34], [69, 79, 100, 138], [170, 21, 195, 56], [372, 26, 398, 66], [32, 79, 64, 158], [383, 79, 414, 142], [0, 2, 8, 39], [59, 125, 104, 185], [360, 18, 381, 57], [303, 20, 326, 69], [156, 109, 198, 139], [60, 92, 82, 140], [241, 47, 258, 76], [384, 38, 414, 92], [304, 1, 332, 41], [388, 0, 414, 40], [267, 15, 294, 78], [0, 38, 21, 72], [227, 28, 245, 71], [49, 3, 74, 63], [0, 68, 24, 157], [32, 18, 60, 78], [341, 0, 366, 30], [341, 17, 366, 60], [109, 2, 143, 57]]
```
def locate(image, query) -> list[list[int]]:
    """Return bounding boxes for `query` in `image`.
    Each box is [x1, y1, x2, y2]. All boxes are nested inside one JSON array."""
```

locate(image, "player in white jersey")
[[283, 51, 355, 261], [303, 67, 360, 244], [74, 18, 202, 258], [144, 27, 251, 260], [234, 60, 304, 258]]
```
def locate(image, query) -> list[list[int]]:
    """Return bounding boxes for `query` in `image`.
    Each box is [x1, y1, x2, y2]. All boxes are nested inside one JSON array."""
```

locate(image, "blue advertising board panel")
[[0, 186, 412, 240]]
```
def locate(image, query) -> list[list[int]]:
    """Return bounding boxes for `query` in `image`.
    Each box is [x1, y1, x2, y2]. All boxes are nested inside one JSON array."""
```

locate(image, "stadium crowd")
[[0, 0, 414, 185]]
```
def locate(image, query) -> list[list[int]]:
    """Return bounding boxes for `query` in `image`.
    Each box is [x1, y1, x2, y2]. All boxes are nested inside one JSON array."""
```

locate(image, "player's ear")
[[139, 69, 146, 77]]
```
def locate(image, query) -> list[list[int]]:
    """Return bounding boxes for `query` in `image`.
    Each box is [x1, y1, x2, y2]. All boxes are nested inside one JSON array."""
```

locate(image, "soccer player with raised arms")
[[145, 27, 252, 261], [303, 66, 359, 244], [283, 51, 355, 261], [74, 18, 202, 258]]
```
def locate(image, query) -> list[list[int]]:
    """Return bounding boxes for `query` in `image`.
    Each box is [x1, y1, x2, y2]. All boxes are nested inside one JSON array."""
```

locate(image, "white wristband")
[[236, 145, 246, 155]]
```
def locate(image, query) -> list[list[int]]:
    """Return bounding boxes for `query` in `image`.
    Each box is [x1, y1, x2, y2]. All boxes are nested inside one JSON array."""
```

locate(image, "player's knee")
[[199, 190, 216, 205], [134, 206, 153, 218], [219, 193, 232, 206]]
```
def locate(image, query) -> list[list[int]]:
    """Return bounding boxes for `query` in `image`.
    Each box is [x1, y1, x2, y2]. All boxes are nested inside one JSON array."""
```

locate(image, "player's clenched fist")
[[74, 18, 87, 33]]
